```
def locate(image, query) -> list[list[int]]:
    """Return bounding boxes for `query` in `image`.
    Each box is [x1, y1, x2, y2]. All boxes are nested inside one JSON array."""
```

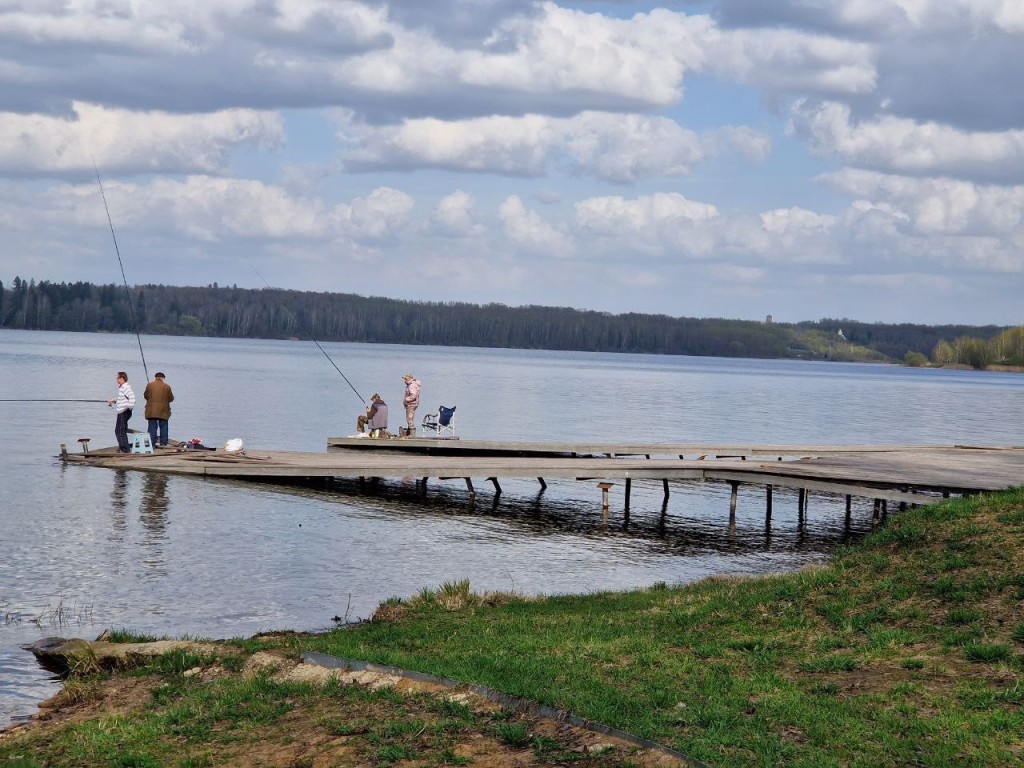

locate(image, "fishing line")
[[93, 157, 149, 382], [250, 266, 365, 405]]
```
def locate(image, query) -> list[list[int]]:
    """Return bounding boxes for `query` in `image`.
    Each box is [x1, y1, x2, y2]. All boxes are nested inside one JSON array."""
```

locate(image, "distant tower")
[[765, 314, 773, 324]]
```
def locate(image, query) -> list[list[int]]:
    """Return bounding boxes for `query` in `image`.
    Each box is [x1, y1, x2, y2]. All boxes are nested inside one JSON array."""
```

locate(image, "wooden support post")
[[487, 477, 502, 495], [60, 443, 67, 459], [798, 488, 806, 524], [662, 479, 670, 501], [729, 481, 739, 524], [537, 477, 547, 490], [596, 482, 614, 524], [765, 484, 773, 522], [624, 478, 632, 512], [464, 478, 475, 497], [845, 495, 852, 525], [872, 498, 881, 521]]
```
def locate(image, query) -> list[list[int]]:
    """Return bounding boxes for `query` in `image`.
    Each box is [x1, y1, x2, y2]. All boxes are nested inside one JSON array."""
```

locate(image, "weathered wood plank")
[[60, 443, 1024, 506]]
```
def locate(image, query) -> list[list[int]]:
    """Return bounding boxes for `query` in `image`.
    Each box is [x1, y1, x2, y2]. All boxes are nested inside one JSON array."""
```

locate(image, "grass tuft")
[[964, 643, 1013, 663]]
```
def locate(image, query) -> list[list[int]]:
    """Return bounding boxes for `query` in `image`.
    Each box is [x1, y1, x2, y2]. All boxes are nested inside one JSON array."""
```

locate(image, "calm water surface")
[[2, 330, 1022, 726]]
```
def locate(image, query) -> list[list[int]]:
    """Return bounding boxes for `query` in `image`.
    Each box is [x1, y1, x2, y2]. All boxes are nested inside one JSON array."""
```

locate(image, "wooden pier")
[[59, 437, 1024, 522]]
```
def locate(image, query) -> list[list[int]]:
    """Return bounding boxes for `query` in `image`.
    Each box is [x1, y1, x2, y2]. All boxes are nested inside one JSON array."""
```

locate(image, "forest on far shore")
[[2, 277, 1021, 369]]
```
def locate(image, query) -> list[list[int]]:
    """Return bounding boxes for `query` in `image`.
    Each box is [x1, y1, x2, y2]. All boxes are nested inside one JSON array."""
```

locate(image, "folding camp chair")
[[422, 405, 456, 437]]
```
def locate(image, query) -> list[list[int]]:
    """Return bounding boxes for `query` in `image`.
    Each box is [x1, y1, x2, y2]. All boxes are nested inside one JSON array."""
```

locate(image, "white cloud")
[[706, 26, 877, 95], [714, 0, 1024, 35], [464, 4, 708, 104], [340, 110, 767, 181], [336, 186, 416, 240], [575, 192, 718, 234], [342, 113, 554, 175], [326, 1, 709, 113], [823, 168, 1024, 236], [0, 102, 283, 176], [45, 175, 417, 244], [498, 195, 574, 255], [760, 207, 834, 235], [0, 0, 392, 55], [432, 190, 482, 236], [791, 100, 1024, 182]]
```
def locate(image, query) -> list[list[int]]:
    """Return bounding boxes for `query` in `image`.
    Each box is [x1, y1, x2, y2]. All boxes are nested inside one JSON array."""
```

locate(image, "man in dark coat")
[[143, 372, 174, 447]]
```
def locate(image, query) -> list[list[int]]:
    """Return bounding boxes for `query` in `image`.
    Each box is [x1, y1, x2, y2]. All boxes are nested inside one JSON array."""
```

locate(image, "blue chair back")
[[438, 406, 455, 425]]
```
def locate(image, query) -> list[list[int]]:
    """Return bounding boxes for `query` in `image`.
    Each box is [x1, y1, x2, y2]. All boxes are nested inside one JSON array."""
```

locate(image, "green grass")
[[4, 488, 1024, 768], [291, 488, 1024, 767]]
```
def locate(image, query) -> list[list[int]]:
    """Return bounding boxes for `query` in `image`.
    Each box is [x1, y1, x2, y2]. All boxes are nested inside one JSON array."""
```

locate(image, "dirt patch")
[[2, 646, 692, 767]]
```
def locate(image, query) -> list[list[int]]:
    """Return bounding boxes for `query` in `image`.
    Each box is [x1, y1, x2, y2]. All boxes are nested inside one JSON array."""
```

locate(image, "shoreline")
[[4, 489, 1024, 767]]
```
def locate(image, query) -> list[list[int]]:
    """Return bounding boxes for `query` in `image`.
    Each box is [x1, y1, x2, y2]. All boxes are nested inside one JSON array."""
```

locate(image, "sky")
[[1, 0, 1022, 326]]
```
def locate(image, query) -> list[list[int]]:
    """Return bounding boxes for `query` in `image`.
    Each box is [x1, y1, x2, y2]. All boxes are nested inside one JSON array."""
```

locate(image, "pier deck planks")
[[59, 440, 1024, 505]]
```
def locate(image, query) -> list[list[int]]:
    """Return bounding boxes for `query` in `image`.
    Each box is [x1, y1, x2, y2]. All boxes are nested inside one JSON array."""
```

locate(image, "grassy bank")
[[3, 490, 1023, 767]]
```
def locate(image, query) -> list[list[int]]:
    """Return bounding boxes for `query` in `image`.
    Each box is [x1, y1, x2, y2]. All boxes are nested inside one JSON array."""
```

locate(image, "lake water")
[[1, 329, 1022, 727]]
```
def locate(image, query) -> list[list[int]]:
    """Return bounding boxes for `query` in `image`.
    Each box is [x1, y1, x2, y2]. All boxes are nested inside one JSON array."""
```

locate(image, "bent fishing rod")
[[251, 266, 366, 405], [93, 157, 149, 382]]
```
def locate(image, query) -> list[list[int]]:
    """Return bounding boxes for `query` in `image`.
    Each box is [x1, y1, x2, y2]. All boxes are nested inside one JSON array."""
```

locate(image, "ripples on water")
[[2, 331, 1022, 726]]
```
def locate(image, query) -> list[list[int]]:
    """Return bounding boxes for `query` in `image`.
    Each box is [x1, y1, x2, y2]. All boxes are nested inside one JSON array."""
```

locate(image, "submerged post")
[[596, 482, 614, 524], [765, 484, 773, 522], [729, 481, 739, 523]]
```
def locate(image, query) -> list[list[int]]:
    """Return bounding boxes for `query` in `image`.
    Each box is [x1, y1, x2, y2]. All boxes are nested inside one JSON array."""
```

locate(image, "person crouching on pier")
[[357, 393, 389, 437]]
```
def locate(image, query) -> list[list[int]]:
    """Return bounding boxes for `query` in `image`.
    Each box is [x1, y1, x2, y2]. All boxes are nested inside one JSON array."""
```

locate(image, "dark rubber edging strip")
[[302, 651, 711, 767]]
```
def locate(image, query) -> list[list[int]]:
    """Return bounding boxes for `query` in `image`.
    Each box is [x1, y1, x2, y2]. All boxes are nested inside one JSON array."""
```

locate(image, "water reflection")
[[235, 474, 876, 561], [110, 470, 129, 540], [139, 474, 168, 577]]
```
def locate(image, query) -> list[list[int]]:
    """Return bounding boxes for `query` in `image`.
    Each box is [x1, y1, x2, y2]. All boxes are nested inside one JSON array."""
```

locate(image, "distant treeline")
[[1, 276, 1019, 367]]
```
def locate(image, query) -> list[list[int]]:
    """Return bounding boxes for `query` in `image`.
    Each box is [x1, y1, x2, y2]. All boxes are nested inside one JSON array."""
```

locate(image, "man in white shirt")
[[107, 371, 136, 453]]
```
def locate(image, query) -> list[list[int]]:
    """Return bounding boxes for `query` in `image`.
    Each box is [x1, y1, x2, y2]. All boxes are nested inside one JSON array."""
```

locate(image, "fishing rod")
[[92, 157, 149, 382], [250, 266, 365, 405], [0, 399, 108, 403]]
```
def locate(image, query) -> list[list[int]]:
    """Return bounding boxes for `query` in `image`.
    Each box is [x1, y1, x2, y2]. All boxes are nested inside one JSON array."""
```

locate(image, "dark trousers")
[[115, 408, 132, 452], [148, 418, 169, 447]]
